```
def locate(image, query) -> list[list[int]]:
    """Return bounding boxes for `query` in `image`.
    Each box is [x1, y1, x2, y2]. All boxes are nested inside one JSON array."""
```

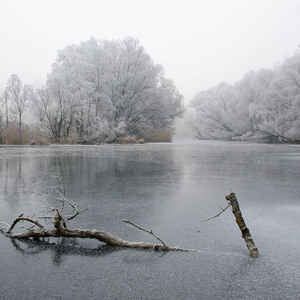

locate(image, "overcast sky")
[[0, 0, 299, 104]]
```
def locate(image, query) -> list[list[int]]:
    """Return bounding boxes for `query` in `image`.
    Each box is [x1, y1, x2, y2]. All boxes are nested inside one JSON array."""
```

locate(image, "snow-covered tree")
[[36, 37, 183, 142], [0, 87, 9, 127], [189, 50, 300, 142], [6, 74, 32, 127], [190, 82, 248, 139]]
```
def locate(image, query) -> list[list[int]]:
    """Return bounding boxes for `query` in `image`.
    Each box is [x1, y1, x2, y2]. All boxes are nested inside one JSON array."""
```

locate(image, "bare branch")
[[199, 204, 231, 222], [7, 215, 45, 234], [123, 219, 167, 247], [52, 174, 66, 197], [67, 207, 89, 221]]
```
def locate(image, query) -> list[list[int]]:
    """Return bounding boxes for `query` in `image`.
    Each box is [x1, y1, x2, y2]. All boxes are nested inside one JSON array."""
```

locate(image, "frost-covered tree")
[[190, 50, 300, 142], [267, 53, 300, 140], [244, 56, 300, 141], [235, 69, 275, 134], [35, 37, 183, 142], [0, 90, 3, 133], [0, 87, 9, 127], [35, 80, 78, 142], [6, 74, 32, 127], [190, 82, 248, 139]]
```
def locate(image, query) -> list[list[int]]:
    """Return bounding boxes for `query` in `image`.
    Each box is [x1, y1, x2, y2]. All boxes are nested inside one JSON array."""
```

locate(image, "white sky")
[[0, 0, 299, 104]]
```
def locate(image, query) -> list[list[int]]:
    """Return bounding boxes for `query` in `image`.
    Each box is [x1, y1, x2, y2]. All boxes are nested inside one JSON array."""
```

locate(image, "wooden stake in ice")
[[225, 192, 259, 257]]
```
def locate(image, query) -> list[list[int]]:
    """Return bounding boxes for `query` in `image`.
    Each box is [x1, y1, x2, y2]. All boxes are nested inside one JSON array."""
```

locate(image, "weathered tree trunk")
[[226, 193, 259, 257]]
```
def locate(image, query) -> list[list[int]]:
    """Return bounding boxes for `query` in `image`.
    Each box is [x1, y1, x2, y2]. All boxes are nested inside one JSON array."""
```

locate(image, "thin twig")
[[67, 207, 89, 221], [123, 219, 167, 247], [29, 189, 65, 203], [199, 204, 231, 222], [124, 222, 158, 244]]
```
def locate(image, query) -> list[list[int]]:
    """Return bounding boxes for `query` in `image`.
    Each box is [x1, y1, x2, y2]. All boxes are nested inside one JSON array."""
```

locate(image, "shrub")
[[116, 136, 138, 144], [63, 133, 79, 144], [141, 130, 172, 143], [1, 124, 31, 145], [29, 126, 50, 145]]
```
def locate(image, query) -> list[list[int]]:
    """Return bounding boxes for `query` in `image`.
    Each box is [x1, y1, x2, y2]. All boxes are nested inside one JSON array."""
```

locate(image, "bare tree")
[[6, 74, 31, 127], [1, 87, 10, 126], [35, 80, 78, 143]]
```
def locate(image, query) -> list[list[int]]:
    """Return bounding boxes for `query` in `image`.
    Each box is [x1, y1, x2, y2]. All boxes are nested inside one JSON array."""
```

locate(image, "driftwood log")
[[0, 175, 189, 252], [1, 212, 188, 252]]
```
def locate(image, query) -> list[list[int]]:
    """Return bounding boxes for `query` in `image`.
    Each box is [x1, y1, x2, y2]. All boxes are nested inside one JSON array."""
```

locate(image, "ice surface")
[[0, 141, 299, 299]]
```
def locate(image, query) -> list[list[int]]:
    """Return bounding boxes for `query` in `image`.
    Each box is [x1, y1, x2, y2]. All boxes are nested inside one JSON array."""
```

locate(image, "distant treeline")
[[187, 51, 300, 143], [0, 37, 184, 145]]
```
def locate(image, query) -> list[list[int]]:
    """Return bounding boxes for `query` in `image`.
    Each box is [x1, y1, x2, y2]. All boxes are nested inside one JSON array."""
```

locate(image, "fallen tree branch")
[[0, 175, 191, 252], [3, 217, 189, 252]]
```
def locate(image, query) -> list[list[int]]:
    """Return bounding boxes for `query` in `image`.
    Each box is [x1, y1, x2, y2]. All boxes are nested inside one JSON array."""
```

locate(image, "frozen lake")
[[0, 140, 299, 299]]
